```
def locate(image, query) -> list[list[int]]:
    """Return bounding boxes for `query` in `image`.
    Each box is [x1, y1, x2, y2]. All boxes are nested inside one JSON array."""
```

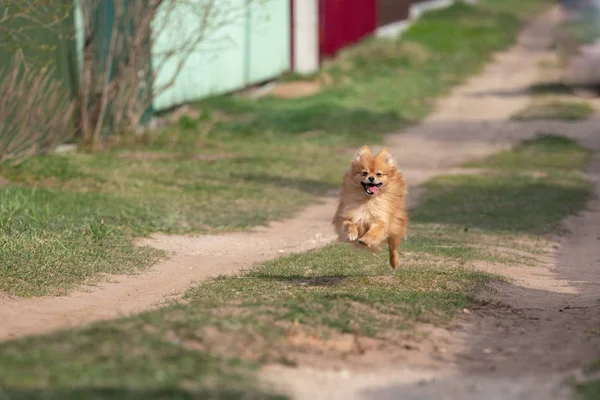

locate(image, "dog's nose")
[[368, 176, 375, 182]]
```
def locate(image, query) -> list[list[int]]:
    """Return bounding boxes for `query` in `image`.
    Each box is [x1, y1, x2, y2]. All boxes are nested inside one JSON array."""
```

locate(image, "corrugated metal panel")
[[153, 0, 291, 112], [246, 0, 291, 84], [152, 0, 247, 111], [72, 0, 293, 113]]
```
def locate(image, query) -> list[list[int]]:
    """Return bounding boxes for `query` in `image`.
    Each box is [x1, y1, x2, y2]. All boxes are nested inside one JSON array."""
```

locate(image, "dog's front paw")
[[343, 222, 359, 242], [347, 230, 358, 242]]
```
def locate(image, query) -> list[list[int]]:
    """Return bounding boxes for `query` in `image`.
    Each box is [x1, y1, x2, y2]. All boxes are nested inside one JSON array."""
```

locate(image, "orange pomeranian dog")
[[332, 145, 408, 269]]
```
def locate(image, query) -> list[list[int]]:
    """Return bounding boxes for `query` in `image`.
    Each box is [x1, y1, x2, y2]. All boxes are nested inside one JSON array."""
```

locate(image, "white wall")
[[410, 0, 455, 19], [292, 0, 319, 74], [376, 0, 457, 39], [376, 19, 411, 39]]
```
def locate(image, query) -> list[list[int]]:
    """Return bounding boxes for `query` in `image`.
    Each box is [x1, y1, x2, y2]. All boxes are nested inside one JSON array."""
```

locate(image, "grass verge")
[[0, 134, 592, 398], [455, 134, 594, 234], [576, 380, 600, 400], [511, 99, 594, 121], [0, 0, 552, 296], [574, 358, 600, 400]]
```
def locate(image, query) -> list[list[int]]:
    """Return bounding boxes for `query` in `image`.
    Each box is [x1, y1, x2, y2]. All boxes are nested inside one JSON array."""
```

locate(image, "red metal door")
[[319, 0, 377, 59]]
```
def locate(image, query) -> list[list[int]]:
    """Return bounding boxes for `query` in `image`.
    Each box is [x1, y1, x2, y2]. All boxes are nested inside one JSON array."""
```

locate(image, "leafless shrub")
[[0, 53, 75, 165], [0, 0, 73, 68]]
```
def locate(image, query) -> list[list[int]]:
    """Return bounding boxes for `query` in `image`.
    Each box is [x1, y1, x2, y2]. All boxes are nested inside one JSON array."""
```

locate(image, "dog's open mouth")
[[361, 182, 382, 195]]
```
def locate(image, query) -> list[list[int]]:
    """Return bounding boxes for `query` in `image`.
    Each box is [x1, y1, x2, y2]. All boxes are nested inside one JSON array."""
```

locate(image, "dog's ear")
[[377, 148, 397, 167], [354, 145, 372, 162]]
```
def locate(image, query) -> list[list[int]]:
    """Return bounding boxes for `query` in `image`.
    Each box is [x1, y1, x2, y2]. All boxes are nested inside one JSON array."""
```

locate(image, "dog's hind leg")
[[387, 234, 403, 270]]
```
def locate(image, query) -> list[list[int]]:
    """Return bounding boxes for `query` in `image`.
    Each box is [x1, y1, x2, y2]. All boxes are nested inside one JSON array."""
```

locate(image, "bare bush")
[[0, 0, 73, 68], [0, 53, 75, 165]]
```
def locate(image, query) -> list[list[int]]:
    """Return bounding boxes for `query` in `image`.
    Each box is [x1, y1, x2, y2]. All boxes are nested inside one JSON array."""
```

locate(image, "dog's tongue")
[[368, 184, 379, 193]]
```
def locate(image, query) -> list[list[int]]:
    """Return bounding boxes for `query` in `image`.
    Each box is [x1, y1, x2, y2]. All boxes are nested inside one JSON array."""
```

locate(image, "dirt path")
[[263, 7, 600, 400]]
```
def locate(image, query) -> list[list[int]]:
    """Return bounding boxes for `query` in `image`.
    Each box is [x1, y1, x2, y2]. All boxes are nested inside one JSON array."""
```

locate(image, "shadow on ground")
[[232, 172, 339, 197], [465, 82, 575, 98], [248, 275, 348, 287]]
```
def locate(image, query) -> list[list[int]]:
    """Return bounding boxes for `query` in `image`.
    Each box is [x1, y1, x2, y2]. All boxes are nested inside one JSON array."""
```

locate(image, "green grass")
[[0, 233, 501, 399], [0, 144, 347, 297], [575, 359, 600, 400], [468, 134, 593, 171], [412, 173, 591, 235], [577, 380, 600, 400], [0, 322, 285, 399], [0, 0, 553, 297], [511, 99, 594, 121], [0, 133, 592, 397], [439, 134, 594, 235], [0, 187, 162, 296]]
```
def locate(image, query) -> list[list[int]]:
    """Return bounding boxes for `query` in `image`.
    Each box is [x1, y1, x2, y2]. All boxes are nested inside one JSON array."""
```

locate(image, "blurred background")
[[559, 0, 600, 92]]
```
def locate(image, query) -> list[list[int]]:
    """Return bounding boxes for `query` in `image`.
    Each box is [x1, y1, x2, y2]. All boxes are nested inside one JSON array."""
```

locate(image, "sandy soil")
[[1, 6, 599, 400]]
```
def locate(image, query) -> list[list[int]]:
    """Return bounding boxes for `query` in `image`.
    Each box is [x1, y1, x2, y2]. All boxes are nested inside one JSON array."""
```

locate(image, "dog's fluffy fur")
[[332, 146, 408, 269]]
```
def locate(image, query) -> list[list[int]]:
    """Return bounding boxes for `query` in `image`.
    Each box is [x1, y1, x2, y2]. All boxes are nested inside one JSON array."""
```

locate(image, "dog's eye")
[[376, 172, 383, 177], [361, 171, 368, 176]]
